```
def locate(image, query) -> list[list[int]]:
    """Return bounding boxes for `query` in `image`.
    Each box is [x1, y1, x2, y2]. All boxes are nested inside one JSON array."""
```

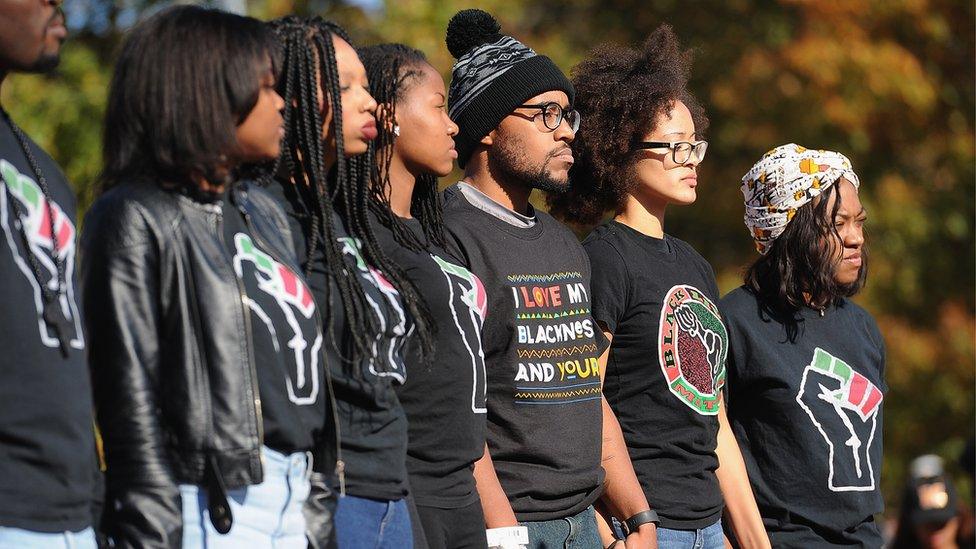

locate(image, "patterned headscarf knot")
[[740, 143, 860, 254]]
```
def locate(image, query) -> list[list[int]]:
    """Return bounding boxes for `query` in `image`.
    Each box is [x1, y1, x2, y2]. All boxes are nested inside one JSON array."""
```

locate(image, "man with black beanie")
[[441, 9, 658, 549], [0, 1, 99, 547]]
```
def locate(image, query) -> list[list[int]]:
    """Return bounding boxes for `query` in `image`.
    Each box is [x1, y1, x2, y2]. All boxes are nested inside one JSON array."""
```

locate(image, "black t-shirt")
[[266, 182, 410, 500], [720, 286, 886, 548], [222, 194, 325, 454], [0, 116, 96, 532], [441, 184, 605, 521], [370, 212, 488, 509], [584, 221, 726, 529]]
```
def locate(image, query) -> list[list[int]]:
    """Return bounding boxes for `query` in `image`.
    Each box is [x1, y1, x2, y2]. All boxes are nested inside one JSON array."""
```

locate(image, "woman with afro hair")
[[549, 25, 770, 548]]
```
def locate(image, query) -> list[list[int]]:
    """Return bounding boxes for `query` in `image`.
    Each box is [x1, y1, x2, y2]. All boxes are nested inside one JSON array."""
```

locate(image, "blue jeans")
[[334, 494, 412, 549], [180, 446, 311, 548], [0, 526, 96, 548], [656, 519, 724, 549], [520, 506, 600, 549]]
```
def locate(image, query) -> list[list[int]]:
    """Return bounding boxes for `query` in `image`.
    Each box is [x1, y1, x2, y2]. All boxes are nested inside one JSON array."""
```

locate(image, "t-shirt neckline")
[[609, 219, 674, 258], [450, 184, 546, 241]]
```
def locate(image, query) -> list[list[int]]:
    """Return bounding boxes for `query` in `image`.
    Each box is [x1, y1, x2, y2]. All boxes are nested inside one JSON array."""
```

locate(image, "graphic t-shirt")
[[222, 194, 325, 454], [371, 213, 489, 509], [267, 182, 411, 500], [584, 221, 726, 529], [720, 286, 886, 548], [442, 184, 605, 522], [0, 116, 96, 532]]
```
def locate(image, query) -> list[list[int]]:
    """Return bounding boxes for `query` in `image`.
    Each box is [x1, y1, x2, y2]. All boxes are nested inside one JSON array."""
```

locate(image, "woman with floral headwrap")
[[720, 144, 886, 547]]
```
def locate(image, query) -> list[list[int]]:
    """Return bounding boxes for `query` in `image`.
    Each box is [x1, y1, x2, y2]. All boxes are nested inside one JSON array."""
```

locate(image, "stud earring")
[[393, 125, 401, 137]]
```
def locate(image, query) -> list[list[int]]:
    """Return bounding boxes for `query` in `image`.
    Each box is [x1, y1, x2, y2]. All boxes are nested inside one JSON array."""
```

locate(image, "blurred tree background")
[[2, 0, 972, 517]]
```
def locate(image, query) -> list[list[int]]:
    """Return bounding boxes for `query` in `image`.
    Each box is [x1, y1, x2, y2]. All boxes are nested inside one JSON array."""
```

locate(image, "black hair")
[[267, 17, 435, 363], [357, 43, 448, 251], [548, 25, 707, 226], [101, 5, 275, 193], [744, 182, 868, 340]]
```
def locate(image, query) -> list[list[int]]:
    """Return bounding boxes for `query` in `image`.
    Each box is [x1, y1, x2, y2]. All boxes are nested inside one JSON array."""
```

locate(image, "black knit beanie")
[[446, 9, 574, 168]]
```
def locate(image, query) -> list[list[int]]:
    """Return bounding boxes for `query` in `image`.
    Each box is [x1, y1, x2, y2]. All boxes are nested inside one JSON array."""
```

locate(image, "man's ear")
[[480, 129, 495, 147], [376, 102, 397, 135]]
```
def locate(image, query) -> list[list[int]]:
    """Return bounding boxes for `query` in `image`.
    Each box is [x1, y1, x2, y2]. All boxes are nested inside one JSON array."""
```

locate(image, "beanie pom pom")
[[446, 9, 502, 58]]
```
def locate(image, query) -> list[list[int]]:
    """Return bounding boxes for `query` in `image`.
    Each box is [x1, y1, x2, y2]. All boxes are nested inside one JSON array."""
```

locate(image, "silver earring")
[[393, 125, 401, 137]]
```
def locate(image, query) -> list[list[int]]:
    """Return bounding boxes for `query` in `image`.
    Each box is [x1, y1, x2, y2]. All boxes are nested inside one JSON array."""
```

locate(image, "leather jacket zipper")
[[213, 204, 265, 449], [237, 191, 346, 495]]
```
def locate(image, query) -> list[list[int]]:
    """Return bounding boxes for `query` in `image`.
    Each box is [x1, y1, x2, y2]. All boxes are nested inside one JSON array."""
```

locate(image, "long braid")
[[296, 17, 434, 364], [412, 173, 448, 249], [267, 17, 376, 359], [346, 147, 437, 361], [359, 44, 450, 251], [360, 49, 425, 250], [352, 44, 464, 360], [305, 20, 437, 364], [310, 25, 379, 360]]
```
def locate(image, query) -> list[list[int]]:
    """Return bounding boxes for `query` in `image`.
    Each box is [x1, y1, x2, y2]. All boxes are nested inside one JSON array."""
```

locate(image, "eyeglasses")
[[514, 102, 581, 133], [632, 140, 708, 165]]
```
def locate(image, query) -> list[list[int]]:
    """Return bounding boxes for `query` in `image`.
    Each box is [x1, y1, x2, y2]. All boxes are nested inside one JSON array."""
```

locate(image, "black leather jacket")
[[81, 180, 316, 548]]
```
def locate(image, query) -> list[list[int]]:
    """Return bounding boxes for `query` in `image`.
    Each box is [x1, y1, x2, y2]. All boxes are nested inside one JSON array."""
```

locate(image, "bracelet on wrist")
[[623, 509, 660, 536]]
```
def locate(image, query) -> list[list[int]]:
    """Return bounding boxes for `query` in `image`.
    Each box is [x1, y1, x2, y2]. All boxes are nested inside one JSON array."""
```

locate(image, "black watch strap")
[[624, 509, 660, 534]]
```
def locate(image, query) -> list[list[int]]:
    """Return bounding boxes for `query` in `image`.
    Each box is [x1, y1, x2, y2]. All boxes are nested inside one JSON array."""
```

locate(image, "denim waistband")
[[261, 446, 312, 481]]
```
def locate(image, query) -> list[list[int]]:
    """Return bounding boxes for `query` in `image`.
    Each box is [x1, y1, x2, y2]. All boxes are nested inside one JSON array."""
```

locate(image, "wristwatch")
[[624, 509, 660, 535]]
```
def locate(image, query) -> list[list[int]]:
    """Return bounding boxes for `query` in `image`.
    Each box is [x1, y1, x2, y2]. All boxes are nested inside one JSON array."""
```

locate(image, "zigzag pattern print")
[[516, 344, 598, 359], [506, 271, 583, 283], [514, 385, 602, 402], [516, 308, 591, 320]]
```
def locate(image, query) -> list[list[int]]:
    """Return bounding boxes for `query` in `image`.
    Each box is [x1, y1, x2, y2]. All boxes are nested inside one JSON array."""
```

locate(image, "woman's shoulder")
[[719, 286, 761, 319], [581, 223, 630, 268], [85, 181, 179, 246], [239, 178, 280, 206], [93, 178, 170, 207], [667, 234, 711, 266], [838, 298, 884, 343], [581, 221, 625, 250], [238, 180, 292, 228]]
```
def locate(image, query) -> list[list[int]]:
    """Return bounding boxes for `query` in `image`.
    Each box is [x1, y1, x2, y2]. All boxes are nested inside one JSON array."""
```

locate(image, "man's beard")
[[26, 52, 60, 73], [1, 47, 60, 75], [23, 9, 64, 74], [489, 133, 570, 194]]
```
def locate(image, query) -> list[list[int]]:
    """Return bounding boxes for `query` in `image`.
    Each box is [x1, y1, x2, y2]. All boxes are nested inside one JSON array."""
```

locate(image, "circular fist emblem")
[[658, 285, 728, 415]]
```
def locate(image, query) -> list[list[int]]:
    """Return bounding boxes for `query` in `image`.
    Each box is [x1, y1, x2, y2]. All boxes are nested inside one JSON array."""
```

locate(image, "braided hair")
[[267, 17, 435, 362], [357, 43, 449, 252]]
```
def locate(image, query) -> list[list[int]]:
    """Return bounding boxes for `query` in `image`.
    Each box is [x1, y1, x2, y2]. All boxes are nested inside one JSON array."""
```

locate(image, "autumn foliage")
[[3, 0, 972, 513]]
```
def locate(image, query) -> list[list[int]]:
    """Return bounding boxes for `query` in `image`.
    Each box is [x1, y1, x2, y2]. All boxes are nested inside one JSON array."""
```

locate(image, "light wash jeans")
[[655, 519, 724, 549], [0, 526, 96, 549], [180, 446, 312, 548]]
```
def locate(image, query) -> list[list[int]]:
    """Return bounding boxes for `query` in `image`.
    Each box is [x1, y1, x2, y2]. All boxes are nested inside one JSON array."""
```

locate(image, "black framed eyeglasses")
[[515, 102, 581, 133], [632, 140, 708, 165]]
